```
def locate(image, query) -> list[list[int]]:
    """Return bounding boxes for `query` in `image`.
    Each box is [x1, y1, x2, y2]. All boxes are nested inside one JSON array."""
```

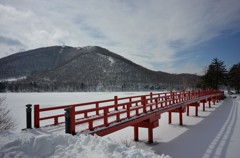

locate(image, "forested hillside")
[[0, 46, 199, 92]]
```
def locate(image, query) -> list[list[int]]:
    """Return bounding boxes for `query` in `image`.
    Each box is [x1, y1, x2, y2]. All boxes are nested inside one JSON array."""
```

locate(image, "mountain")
[[0, 46, 80, 79], [0, 46, 199, 92]]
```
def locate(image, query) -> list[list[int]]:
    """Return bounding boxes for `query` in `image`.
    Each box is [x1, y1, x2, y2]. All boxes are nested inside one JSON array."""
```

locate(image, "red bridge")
[[28, 90, 223, 143]]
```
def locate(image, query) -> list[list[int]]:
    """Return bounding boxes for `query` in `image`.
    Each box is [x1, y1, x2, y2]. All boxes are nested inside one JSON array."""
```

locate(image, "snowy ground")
[[0, 92, 239, 158], [0, 129, 168, 158]]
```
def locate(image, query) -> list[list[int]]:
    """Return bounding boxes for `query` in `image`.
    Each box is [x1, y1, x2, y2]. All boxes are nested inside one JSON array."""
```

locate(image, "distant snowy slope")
[[0, 45, 199, 92], [0, 46, 79, 79], [0, 130, 170, 158]]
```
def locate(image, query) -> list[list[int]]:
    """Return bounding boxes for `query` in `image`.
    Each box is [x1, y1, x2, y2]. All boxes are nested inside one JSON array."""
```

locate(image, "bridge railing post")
[[54, 116, 58, 125], [141, 96, 147, 113], [114, 96, 118, 111], [104, 108, 108, 126], [127, 103, 131, 118], [172, 92, 175, 104], [185, 91, 188, 100], [96, 103, 99, 115], [165, 95, 168, 106], [183, 91, 186, 101], [89, 120, 93, 131], [34, 104, 40, 128], [129, 97, 132, 107], [65, 108, 71, 134], [116, 113, 120, 122], [65, 106, 75, 135], [158, 94, 160, 101], [26, 104, 32, 129], [70, 106, 75, 134], [180, 92, 183, 101], [150, 92, 153, 103], [155, 99, 158, 109]]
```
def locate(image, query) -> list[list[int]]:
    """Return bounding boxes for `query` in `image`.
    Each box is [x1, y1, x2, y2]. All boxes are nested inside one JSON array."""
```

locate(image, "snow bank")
[[0, 130, 170, 158]]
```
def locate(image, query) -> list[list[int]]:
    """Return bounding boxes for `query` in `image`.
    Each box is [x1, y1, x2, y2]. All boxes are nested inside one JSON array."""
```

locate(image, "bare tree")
[[0, 97, 16, 130]]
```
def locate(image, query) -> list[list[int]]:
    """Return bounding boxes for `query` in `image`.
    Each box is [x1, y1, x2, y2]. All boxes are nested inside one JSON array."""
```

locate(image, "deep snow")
[[1, 92, 240, 158], [0, 129, 169, 158]]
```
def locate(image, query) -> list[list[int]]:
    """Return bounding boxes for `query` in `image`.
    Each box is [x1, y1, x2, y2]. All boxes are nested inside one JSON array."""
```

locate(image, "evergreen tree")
[[229, 63, 240, 93], [201, 58, 227, 90]]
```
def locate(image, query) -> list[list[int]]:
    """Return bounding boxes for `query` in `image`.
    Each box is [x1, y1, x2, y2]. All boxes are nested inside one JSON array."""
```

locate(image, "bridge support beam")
[[169, 107, 186, 125], [203, 102, 205, 111], [134, 126, 139, 141], [132, 115, 160, 143], [207, 98, 212, 108], [179, 111, 183, 126], [213, 97, 216, 105], [200, 100, 206, 111], [187, 102, 199, 116], [148, 127, 153, 143], [168, 112, 172, 124]]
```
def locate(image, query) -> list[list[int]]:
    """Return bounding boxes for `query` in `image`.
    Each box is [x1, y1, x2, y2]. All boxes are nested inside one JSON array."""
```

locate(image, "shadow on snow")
[[151, 98, 238, 158]]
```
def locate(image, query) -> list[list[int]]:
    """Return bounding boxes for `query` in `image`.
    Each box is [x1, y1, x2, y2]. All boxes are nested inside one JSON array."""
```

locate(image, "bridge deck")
[[28, 90, 223, 143]]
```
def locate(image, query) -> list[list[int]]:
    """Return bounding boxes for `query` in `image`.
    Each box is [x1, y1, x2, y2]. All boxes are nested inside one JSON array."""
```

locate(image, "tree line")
[[0, 58, 238, 93], [197, 58, 240, 93]]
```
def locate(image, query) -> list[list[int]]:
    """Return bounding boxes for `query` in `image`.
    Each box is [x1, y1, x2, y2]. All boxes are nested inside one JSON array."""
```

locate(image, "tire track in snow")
[[203, 97, 238, 158]]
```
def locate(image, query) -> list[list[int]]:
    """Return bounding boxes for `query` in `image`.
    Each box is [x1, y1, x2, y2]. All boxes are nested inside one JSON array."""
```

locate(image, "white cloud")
[[0, 0, 240, 73]]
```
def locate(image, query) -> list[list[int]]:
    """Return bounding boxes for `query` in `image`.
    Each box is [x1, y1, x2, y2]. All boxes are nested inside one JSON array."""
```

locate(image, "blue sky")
[[174, 32, 240, 74], [0, 0, 240, 74], [197, 32, 240, 70]]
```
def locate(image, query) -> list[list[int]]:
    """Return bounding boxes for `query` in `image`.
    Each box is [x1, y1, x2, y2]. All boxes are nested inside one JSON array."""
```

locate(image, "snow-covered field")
[[0, 129, 169, 158], [0, 92, 240, 158]]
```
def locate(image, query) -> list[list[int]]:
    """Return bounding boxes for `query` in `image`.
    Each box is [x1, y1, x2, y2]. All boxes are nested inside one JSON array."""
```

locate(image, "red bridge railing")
[[27, 90, 223, 143]]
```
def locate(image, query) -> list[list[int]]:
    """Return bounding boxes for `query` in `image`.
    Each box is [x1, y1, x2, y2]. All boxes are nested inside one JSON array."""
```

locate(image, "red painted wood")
[[34, 104, 40, 128], [114, 96, 118, 111], [54, 117, 58, 125], [168, 112, 172, 124], [202, 102, 205, 111], [155, 99, 158, 109], [187, 102, 199, 116], [70, 106, 76, 135], [148, 127, 153, 143], [32, 90, 224, 143], [134, 126, 139, 141], [150, 92, 153, 103], [127, 104, 131, 119], [96, 103, 99, 115], [142, 96, 147, 113], [104, 108, 108, 126], [179, 111, 183, 126], [187, 106, 189, 116], [196, 105, 198, 116], [208, 99, 211, 108]]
